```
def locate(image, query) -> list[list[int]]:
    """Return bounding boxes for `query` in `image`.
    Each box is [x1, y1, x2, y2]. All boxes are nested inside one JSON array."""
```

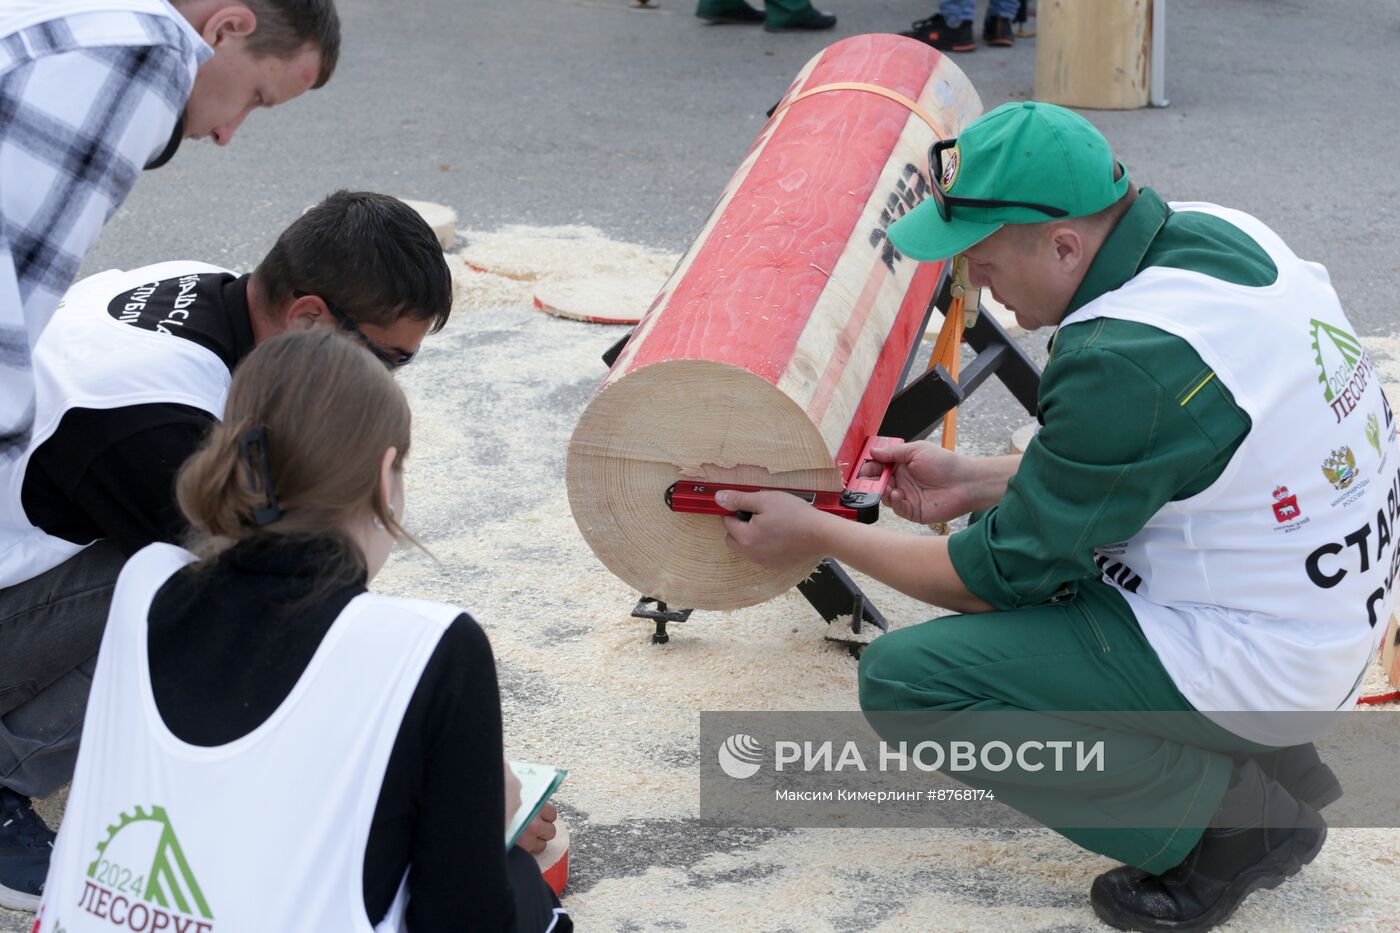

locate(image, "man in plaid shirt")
[[0, 0, 340, 912], [0, 0, 340, 464]]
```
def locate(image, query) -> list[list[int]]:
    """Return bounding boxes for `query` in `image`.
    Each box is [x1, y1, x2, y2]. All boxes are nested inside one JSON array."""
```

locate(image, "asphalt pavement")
[[87, 0, 1400, 336]]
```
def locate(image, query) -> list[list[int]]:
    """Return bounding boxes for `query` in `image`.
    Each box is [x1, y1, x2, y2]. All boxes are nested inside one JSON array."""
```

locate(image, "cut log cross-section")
[[567, 35, 983, 610]]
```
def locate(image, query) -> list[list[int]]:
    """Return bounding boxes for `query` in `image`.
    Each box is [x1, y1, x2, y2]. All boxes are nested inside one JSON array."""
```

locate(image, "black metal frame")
[[601, 265, 1041, 643], [878, 272, 1040, 441]]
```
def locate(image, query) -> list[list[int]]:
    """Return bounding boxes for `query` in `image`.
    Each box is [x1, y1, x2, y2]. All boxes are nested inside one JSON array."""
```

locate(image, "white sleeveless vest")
[[0, 262, 234, 589], [1060, 203, 1397, 743], [37, 543, 460, 933]]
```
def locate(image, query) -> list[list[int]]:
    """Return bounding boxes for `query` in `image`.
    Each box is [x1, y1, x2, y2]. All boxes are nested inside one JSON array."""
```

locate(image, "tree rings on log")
[[570, 361, 846, 610]]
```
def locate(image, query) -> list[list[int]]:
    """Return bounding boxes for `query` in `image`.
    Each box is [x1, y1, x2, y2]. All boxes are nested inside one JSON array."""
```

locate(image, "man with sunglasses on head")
[[718, 102, 1394, 931], [0, 190, 450, 909]]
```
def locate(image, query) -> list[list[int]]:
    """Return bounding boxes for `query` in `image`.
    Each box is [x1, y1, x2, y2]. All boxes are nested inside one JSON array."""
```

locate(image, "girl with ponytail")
[[39, 330, 570, 933]]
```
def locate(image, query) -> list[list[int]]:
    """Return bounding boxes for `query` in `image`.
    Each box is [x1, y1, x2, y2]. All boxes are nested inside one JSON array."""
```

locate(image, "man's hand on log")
[[717, 489, 831, 569]]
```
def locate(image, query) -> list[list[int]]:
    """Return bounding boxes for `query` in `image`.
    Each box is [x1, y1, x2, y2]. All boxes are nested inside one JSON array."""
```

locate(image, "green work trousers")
[[695, 0, 817, 23], [857, 578, 1271, 874]]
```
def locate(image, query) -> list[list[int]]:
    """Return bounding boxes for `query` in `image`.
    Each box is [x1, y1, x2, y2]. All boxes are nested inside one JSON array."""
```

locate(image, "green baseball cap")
[[888, 101, 1129, 261]]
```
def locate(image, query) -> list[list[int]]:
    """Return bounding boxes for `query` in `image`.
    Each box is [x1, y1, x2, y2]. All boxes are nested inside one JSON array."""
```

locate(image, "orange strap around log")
[[768, 82, 952, 139]]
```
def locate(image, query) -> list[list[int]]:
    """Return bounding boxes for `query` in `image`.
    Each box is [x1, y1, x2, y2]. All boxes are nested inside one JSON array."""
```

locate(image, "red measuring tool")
[[665, 435, 903, 524]]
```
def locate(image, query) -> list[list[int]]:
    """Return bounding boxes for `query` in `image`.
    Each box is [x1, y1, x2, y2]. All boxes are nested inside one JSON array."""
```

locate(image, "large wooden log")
[[567, 36, 982, 610]]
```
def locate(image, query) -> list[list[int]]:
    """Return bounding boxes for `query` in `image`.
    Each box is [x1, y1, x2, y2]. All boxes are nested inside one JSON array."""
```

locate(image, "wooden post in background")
[[1034, 0, 1153, 110]]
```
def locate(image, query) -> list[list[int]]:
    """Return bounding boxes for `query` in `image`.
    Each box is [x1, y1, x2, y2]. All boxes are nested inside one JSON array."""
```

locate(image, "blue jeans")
[[0, 541, 124, 798], [939, 0, 1020, 26]]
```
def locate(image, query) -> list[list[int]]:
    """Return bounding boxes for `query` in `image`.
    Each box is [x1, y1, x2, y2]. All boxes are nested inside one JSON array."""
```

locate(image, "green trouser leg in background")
[[760, 0, 816, 18], [694, 0, 767, 19], [858, 578, 1271, 875], [694, 0, 829, 30]]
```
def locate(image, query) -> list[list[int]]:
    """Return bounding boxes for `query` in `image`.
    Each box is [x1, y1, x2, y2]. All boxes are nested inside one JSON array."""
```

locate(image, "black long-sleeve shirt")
[[21, 271, 256, 554], [147, 538, 518, 930]]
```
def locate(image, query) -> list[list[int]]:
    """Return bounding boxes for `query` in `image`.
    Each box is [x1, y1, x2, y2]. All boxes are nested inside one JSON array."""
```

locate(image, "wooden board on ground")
[[455, 226, 681, 312], [567, 35, 983, 611], [533, 274, 655, 325], [402, 199, 458, 250]]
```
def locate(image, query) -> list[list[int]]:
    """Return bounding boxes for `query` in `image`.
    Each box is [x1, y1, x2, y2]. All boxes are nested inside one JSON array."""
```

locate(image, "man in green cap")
[[717, 101, 1395, 930]]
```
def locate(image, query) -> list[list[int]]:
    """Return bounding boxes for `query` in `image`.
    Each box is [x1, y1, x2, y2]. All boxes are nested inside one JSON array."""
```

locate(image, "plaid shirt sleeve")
[[0, 10, 205, 455]]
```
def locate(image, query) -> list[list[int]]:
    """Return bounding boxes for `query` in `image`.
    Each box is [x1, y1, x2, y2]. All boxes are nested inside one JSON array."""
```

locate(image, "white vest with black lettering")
[[1059, 203, 1396, 744], [38, 543, 459, 933], [0, 262, 232, 589]]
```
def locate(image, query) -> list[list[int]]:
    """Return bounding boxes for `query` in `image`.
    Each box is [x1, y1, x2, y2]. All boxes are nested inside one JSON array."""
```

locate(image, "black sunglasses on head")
[[292, 290, 415, 370], [928, 138, 1069, 222]]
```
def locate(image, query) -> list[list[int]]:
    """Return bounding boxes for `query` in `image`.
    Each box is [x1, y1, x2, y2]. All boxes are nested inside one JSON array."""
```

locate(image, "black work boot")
[[1089, 759, 1327, 932], [1248, 743, 1342, 810], [0, 787, 53, 912], [983, 14, 1015, 46]]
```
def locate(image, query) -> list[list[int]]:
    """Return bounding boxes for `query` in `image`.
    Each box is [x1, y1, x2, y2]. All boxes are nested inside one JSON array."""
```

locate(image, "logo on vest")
[[1310, 319, 1373, 423], [1270, 485, 1309, 533], [1323, 447, 1357, 491], [107, 275, 210, 336], [1322, 446, 1372, 509], [76, 806, 213, 932], [1367, 413, 1384, 460]]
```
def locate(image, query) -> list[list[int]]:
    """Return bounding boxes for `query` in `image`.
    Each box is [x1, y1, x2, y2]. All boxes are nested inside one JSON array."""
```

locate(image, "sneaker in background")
[[984, 14, 1015, 47], [901, 14, 976, 53]]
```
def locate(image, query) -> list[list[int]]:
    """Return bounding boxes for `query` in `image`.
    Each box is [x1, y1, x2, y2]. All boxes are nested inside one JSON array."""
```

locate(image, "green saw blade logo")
[[87, 805, 213, 920], [1310, 318, 1364, 403]]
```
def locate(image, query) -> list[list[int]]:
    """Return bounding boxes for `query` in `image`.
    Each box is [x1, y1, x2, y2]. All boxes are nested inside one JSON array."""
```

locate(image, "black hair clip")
[[237, 426, 283, 526]]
